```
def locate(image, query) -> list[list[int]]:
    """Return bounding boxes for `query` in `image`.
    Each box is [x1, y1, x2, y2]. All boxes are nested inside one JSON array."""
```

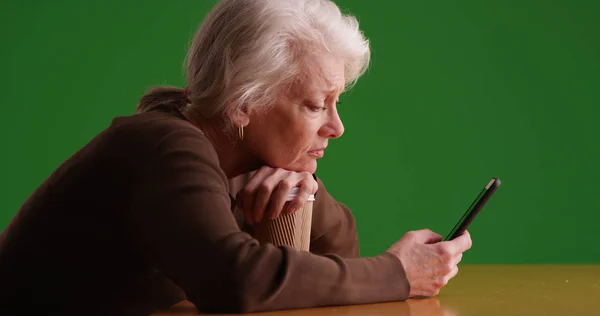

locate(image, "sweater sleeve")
[[128, 128, 410, 313], [309, 176, 361, 258]]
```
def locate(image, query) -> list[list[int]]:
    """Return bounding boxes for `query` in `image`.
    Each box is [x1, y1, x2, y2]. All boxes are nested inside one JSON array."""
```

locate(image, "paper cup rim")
[[287, 187, 315, 201]]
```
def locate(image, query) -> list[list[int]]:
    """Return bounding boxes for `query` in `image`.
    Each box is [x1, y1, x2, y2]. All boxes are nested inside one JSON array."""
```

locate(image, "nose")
[[319, 106, 345, 139]]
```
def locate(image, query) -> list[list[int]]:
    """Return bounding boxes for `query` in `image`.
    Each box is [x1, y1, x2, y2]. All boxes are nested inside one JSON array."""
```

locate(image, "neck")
[[182, 111, 261, 178]]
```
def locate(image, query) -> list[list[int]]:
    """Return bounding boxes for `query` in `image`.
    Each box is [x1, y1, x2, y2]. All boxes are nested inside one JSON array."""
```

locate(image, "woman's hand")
[[386, 229, 472, 297], [236, 166, 318, 225]]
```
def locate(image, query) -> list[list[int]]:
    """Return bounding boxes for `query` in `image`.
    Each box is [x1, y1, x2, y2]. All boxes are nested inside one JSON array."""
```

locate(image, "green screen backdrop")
[[1, 0, 598, 264]]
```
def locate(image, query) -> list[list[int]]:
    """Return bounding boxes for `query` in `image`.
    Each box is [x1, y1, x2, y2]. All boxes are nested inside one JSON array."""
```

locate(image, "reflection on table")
[[152, 264, 600, 316]]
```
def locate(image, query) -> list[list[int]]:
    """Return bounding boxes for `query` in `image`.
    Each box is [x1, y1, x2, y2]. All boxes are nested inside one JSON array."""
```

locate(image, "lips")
[[308, 148, 326, 158]]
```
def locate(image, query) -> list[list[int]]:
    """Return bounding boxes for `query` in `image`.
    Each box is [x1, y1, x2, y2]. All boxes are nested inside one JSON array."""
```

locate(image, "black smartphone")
[[443, 177, 501, 241]]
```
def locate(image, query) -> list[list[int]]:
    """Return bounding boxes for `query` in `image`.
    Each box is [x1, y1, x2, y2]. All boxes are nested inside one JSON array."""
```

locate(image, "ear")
[[226, 103, 251, 127]]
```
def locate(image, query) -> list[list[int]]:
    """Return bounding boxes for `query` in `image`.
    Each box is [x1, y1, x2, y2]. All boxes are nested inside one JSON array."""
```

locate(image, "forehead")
[[290, 55, 346, 98]]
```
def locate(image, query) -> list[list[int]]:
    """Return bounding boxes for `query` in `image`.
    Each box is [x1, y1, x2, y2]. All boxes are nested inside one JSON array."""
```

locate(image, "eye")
[[308, 105, 327, 112], [307, 105, 327, 112]]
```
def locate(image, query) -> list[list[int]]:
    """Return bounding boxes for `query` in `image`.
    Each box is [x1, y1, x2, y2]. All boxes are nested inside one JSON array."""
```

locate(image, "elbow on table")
[[186, 242, 291, 313], [188, 295, 265, 314], [187, 280, 272, 314]]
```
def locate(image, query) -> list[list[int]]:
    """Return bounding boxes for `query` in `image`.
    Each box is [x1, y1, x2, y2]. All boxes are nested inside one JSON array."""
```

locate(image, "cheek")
[[249, 108, 319, 167], [288, 122, 316, 150], [278, 129, 308, 157], [266, 124, 314, 165], [248, 123, 297, 162]]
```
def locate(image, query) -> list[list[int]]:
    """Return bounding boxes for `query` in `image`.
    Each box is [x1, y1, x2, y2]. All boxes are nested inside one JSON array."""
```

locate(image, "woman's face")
[[244, 55, 346, 174]]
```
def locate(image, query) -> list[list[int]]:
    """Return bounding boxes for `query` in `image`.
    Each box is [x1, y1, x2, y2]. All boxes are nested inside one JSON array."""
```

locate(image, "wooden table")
[[152, 265, 600, 316]]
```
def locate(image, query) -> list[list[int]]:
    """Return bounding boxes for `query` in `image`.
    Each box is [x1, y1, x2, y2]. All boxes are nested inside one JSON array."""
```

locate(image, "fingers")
[[266, 175, 297, 220], [441, 230, 472, 255], [415, 266, 457, 298], [408, 229, 443, 244], [285, 172, 317, 215], [432, 244, 464, 279], [399, 229, 466, 299], [448, 265, 460, 281], [453, 252, 463, 266], [238, 167, 276, 225], [458, 230, 473, 251], [237, 167, 317, 224], [442, 265, 459, 285], [252, 170, 290, 223]]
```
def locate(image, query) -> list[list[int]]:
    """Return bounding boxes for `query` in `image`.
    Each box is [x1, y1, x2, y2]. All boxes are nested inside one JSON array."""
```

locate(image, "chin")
[[298, 160, 318, 174], [305, 165, 317, 174], [284, 159, 317, 174]]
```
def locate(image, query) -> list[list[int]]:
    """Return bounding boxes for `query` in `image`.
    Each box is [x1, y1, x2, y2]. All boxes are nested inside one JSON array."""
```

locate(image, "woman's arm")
[[229, 173, 360, 258], [129, 128, 409, 313], [309, 176, 360, 258]]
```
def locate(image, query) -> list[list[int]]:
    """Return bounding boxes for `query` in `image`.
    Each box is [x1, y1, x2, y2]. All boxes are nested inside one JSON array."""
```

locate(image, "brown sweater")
[[0, 109, 409, 315]]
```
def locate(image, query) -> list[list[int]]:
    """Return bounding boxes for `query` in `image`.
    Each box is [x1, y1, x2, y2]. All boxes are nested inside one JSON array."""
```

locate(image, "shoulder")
[[106, 110, 226, 183], [109, 110, 202, 144], [108, 110, 211, 152]]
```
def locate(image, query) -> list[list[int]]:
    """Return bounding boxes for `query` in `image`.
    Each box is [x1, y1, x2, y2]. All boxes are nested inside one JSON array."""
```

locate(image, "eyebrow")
[[322, 84, 345, 96]]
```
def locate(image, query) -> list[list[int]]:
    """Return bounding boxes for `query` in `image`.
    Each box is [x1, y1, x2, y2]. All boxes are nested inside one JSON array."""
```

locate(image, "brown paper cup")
[[252, 188, 314, 251]]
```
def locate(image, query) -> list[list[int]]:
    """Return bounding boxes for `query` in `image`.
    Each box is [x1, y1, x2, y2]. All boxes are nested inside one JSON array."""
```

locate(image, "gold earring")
[[238, 125, 244, 140]]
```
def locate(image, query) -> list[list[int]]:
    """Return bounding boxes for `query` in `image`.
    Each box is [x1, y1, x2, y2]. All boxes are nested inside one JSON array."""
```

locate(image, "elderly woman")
[[0, 0, 472, 314]]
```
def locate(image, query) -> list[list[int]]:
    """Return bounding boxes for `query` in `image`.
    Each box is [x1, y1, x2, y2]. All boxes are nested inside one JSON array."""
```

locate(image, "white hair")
[[138, 0, 370, 129]]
